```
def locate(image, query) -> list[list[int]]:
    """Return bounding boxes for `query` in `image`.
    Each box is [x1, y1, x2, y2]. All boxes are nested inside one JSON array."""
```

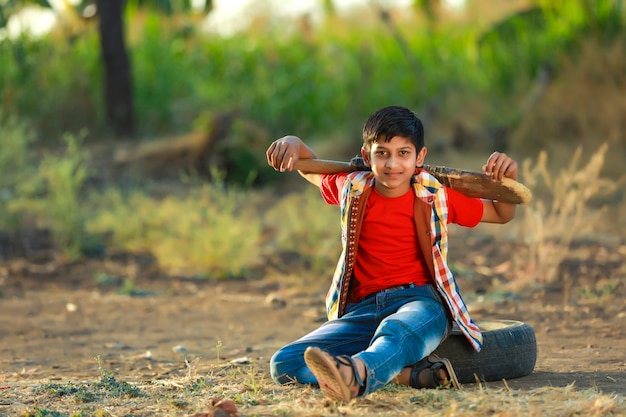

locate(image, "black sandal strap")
[[336, 355, 365, 394], [409, 358, 438, 389], [408, 357, 453, 389]]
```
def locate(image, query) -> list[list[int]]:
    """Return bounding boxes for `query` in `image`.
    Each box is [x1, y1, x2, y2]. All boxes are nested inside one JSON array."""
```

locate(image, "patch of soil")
[[0, 232, 625, 406]]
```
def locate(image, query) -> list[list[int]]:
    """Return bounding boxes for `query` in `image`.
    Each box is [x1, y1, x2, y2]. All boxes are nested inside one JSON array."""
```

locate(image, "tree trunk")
[[96, 0, 134, 137]]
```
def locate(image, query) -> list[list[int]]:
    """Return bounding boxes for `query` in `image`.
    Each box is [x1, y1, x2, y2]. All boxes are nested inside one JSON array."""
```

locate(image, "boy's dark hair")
[[362, 106, 425, 152]]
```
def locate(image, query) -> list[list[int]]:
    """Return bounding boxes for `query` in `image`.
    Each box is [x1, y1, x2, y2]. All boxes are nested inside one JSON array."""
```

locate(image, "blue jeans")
[[270, 283, 450, 396]]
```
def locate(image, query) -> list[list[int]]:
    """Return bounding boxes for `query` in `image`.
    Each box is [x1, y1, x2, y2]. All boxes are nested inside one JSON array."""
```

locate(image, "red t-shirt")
[[320, 173, 483, 302]]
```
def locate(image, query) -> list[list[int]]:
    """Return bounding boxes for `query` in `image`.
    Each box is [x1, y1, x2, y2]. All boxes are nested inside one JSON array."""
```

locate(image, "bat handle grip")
[[349, 156, 369, 171]]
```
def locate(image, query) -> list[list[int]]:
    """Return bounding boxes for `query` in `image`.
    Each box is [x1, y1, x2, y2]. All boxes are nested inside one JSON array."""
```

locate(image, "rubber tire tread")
[[433, 320, 537, 383]]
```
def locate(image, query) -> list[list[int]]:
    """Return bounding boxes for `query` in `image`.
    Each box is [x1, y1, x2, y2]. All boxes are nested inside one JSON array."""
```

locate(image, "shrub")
[[88, 181, 264, 278], [9, 132, 98, 260], [264, 187, 339, 277], [0, 112, 35, 230]]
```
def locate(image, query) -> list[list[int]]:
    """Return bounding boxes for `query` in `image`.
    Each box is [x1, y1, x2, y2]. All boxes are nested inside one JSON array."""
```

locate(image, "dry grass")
[[3, 361, 624, 417], [509, 143, 624, 289], [478, 34, 626, 293]]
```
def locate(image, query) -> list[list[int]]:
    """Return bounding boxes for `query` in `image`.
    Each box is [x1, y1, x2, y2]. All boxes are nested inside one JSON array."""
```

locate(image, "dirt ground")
[[0, 231, 625, 413]]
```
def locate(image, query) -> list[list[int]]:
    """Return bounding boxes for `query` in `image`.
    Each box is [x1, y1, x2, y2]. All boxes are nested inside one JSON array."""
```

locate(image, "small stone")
[[172, 345, 188, 356], [104, 342, 131, 350], [265, 293, 286, 309]]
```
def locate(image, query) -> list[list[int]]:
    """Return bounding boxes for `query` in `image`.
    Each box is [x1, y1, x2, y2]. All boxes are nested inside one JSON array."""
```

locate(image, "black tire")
[[433, 319, 537, 383]]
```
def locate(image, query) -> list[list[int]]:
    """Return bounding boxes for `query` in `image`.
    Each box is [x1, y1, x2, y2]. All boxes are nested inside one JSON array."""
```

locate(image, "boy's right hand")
[[266, 135, 309, 172]]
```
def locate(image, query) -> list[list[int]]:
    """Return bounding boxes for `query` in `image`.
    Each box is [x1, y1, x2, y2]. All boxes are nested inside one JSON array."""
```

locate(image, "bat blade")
[[292, 159, 532, 204]]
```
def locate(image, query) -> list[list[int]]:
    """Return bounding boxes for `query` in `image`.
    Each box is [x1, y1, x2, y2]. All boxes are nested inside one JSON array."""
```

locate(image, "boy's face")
[[361, 135, 427, 198]]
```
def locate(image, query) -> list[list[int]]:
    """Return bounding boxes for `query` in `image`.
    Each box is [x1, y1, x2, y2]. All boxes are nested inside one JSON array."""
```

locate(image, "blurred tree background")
[[2, 0, 625, 169], [0, 0, 624, 277]]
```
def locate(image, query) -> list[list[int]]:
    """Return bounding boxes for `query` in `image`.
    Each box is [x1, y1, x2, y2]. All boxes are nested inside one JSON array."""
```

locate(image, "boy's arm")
[[480, 152, 518, 224], [266, 135, 322, 187]]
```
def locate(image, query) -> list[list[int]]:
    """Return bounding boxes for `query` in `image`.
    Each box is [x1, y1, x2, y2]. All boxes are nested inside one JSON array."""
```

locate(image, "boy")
[[265, 105, 518, 402]]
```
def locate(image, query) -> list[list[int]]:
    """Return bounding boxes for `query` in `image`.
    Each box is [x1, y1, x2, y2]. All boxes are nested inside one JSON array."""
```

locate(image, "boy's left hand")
[[482, 152, 518, 182]]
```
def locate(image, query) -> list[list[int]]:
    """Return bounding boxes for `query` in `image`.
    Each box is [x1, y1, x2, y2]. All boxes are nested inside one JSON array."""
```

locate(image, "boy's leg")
[[354, 284, 449, 395], [270, 299, 378, 385]]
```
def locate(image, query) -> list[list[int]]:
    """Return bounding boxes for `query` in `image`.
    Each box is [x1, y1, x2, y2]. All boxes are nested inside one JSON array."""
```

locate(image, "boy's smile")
[[362, 135, 427, 198]]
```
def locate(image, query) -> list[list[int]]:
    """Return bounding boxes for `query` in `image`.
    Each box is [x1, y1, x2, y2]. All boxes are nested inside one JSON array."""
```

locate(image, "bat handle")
[[293, 158, 368, 174]]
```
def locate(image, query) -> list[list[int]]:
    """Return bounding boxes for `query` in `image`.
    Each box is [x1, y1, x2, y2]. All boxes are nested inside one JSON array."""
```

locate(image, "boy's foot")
[[304, 347, 365, 402], [408, 354, 461, 390]]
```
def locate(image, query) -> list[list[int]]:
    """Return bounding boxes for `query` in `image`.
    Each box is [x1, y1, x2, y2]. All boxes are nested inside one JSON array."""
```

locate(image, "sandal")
[[408, 354, 461, 390], [304, 347, 365, 402]]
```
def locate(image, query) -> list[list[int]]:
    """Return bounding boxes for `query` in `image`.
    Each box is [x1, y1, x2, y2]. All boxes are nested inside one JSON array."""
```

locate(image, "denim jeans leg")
[[270, 297, 380, 385], [354, 285, 449, 395]]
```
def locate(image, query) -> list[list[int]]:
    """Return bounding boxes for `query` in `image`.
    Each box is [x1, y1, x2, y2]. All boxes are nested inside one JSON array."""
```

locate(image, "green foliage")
[[22, 408, 66, 417], [118, 278, 154, 297], [37, 133, 90, 254], [130, 11, 198, 134], [187, 377, 211, 392], [3, 0, 624, 145], [0, 32, 102, 139], [20, 358, 145, 416], [87, 182, 263, 278], [93, 355, 142, 398], [0, 112, 35, 230], [264, 188, 339, 276], [94, 375, 142, 398], [36, 382, 95, 403], [578, 279, 621, 300], [477, 7, 550, 94], [9, 132, 100, 260], [477, 0, 625, 95]]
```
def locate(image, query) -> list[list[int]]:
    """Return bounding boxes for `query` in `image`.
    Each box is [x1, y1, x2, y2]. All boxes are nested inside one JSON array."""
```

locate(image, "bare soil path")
[[0, 236, 625, 415]]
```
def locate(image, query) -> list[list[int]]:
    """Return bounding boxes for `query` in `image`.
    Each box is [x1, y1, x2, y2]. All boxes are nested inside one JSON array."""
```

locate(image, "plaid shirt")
[[324, 170, 484, 352]]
